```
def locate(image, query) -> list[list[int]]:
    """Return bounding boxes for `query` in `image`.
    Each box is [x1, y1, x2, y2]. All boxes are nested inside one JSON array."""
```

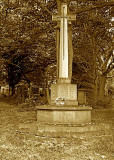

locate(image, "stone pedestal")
[[36, 105, 92, 135], [37, 105, 92, 124], [51, 83, 78, 105]]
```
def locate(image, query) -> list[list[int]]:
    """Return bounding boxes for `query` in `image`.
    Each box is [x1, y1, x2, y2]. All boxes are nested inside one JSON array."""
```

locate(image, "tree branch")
[[38, 1, 52, 15], [76, 1, 114, 14], [104, 64, 114, 75], [102, 46, 114, 71]]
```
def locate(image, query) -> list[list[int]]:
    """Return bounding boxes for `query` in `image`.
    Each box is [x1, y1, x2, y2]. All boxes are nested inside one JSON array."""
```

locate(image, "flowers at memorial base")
[[55, 97, 65, 105]]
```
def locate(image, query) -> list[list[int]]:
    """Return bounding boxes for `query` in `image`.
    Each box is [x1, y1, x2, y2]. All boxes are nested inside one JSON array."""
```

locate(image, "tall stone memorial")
[[51, 2, 78, 105], [36, 2, 92, 135]]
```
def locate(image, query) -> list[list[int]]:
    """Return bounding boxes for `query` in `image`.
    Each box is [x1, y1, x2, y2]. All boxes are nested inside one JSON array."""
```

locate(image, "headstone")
[[0, 85, 9, 96], [78, 88, 87, 105]]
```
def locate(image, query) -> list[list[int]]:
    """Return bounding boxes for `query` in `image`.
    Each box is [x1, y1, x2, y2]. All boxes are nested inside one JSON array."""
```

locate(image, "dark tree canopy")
[[0, 0, 113, 100]]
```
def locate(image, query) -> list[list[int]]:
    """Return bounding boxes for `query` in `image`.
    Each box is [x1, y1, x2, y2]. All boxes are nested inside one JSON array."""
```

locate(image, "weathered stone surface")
[[52, 3, 76, 79], [37, 105, 92, 126], [51, 83, 78, 105]]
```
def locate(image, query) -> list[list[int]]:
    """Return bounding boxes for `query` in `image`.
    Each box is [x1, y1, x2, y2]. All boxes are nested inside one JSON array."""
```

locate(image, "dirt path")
[[0, 99, 114, 160]]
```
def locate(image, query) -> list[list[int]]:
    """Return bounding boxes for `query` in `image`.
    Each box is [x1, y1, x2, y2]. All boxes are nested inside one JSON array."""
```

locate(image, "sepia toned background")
[[0, 0, 114, 159]]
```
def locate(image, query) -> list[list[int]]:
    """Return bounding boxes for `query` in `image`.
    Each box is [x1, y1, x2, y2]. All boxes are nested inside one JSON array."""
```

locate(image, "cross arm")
[[52, 15, 61, 21], [52, 14, 76, 21], [67, 14, 76, 21]]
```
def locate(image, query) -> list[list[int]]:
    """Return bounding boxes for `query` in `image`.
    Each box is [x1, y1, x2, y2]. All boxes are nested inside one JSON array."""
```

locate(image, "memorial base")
[[36, 105, 92, 135]]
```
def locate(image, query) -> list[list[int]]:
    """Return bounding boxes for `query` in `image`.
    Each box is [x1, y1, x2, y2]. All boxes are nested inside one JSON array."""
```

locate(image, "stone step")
[[36, 122, 113, 138], [13, 120, 113, 138]]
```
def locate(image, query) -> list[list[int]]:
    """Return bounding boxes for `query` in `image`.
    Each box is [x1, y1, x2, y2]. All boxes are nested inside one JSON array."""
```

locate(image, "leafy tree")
[[70, 0, 114, 103], [0, 0, 113, 104]]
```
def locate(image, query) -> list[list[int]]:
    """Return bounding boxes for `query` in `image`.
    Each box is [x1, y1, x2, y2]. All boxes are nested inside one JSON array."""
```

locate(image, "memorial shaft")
[[60, 4, 68, 78], [52, 2, 76, 80]]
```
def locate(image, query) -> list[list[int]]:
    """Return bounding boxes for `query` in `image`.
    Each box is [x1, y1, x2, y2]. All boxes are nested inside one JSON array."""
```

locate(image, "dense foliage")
[[0, 0, 113, 103]]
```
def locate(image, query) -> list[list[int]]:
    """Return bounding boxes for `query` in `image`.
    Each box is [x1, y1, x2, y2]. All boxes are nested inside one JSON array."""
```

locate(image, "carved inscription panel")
[[51, 84, 77, 102], [58, 84, 77, 100]]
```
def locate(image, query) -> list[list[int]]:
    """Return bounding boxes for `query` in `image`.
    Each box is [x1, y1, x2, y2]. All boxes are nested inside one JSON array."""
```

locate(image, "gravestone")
[[0, 85, 9, 96], [36, 2, 92, 135], [78, 88, 87, 105]]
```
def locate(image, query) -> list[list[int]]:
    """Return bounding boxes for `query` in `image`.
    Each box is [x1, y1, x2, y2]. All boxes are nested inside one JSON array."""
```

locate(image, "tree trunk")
[[98, 75, 106, 102], [46, 88, 51, 104], [11, 85, 15, 96], [93, 77, 98, 104], [9, 86, 11, 96]]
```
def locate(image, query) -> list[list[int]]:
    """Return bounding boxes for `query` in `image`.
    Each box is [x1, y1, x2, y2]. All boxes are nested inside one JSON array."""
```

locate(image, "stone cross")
[[52, 3, 76, 79]]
